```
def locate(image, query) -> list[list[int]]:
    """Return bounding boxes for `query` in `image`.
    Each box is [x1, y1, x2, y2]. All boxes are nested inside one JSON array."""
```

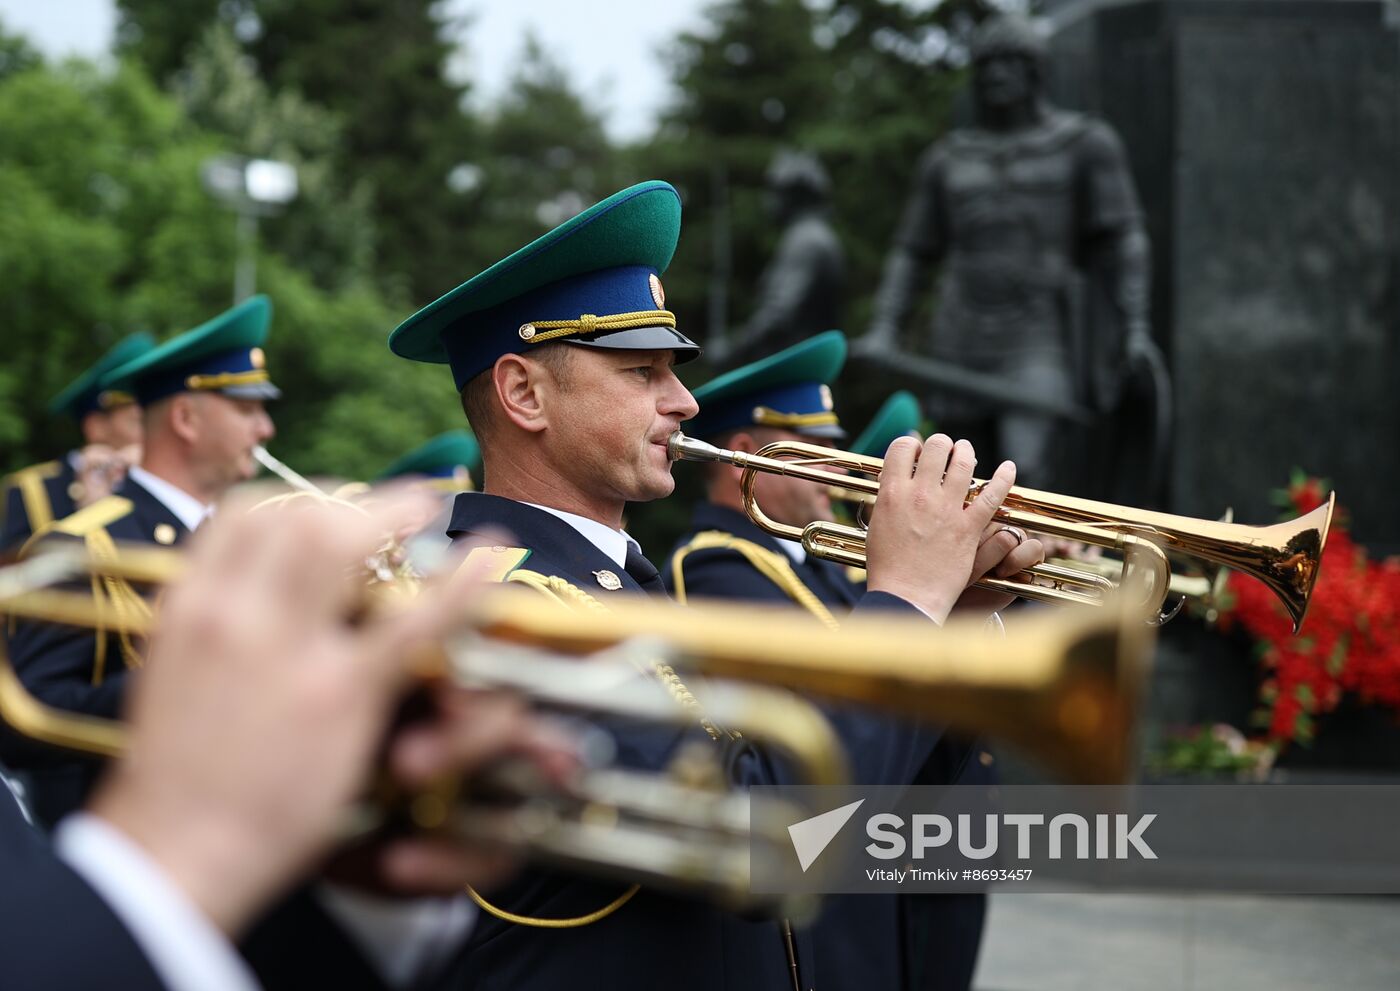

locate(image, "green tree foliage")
[[174, 24, 379, 290], [247, 0, 477, 304], [0, 18, 40, 81], [0, 55, 459, 480], [114, 0, 245, 82], [116, 0, 478, 304], [464, 34, 629, 274]]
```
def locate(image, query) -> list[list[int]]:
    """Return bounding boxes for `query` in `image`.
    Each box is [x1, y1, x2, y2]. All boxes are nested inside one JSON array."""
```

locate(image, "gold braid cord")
[[16, 497, 150, 681], [85, 527, 154, 675], [669, 531, 840, 631], [467, 565, 740, 927], [750, 407, 840, 430], [521, 309, 676, 346], [465, 569, 632, 928]]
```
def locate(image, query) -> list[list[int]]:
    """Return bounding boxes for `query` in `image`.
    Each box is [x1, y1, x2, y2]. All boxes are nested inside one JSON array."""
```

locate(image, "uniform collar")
[[444, 492, 650, 594], [126, 467, 211, 533], [523, 502, 639, 569]]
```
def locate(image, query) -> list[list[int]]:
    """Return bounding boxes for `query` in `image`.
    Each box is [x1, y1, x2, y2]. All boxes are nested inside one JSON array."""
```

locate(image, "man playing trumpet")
[[388, 180, 1028, 991], [3, 331, 155, 554]]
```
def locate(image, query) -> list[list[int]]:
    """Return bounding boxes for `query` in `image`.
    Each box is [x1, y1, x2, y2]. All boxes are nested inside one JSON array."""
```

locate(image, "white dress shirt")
[[525, 502, 640, 566], [126, 467, 212, 533], [57, 815, 261, 991], [775, 538, 806, 564]]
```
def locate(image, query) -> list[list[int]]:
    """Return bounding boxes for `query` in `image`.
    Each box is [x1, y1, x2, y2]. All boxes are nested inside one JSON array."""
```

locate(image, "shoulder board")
[[672, 530, 786, 568], [4, 460, 61, 486], [5, 460, 64, 532], [50, 496, 135, 539], [457, 545, 532, 583], [670, 529, 838, 628]]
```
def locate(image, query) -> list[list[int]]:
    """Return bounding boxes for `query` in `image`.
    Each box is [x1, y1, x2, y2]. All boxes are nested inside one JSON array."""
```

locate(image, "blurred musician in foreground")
[[387, 180, 1022, 991], [667, 335, 1040, 991], [3, 331, 155, 553], [1, 493, 572, 991]]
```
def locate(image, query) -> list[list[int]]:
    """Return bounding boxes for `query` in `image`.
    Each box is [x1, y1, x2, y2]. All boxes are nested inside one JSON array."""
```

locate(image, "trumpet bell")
[[668, 431, 1335, 633]]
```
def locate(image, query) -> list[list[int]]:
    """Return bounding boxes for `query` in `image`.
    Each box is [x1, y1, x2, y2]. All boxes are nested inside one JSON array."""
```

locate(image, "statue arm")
[[865, 148, 947, 349], [1080, 123, 1153, 357], [739, 233, 822, 341]]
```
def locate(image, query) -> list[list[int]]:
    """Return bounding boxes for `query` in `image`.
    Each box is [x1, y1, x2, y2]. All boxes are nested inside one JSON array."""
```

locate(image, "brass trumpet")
[[668, 431, 1333, 633], [1, 540, 1149, 910]]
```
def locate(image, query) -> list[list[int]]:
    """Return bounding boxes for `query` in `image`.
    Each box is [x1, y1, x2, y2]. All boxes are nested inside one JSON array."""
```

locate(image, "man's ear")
[[167, 394, 201, 445], [493, 354, 550, 434]]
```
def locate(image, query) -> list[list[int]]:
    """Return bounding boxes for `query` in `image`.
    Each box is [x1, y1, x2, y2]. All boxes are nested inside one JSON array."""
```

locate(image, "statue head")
[[765, 150, 831, 222], [969, 14, 1045, 121]]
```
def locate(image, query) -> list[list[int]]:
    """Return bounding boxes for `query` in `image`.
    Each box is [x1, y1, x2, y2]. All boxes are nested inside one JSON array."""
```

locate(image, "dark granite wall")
[[1047, 0, 1400, 551]]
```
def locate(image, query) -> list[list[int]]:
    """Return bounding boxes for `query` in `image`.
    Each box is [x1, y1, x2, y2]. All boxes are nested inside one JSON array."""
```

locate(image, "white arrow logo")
[[787, 799, 865, 872]]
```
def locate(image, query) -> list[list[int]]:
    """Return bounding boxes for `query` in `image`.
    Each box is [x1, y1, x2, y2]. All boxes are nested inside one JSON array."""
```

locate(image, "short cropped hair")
[[459, 342, 575, 444]]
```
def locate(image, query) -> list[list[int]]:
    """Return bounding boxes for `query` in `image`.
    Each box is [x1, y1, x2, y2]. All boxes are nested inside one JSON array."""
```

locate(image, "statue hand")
[[855, 323, 897, 356], [1124, 324, 1155, 368]]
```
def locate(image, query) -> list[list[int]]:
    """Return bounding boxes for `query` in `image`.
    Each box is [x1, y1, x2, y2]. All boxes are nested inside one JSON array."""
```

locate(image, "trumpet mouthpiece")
[[667, 432, 728, 465]]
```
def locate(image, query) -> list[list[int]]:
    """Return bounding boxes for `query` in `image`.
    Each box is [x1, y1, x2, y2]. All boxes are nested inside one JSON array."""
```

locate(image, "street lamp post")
[[201, 156, 299, 304]]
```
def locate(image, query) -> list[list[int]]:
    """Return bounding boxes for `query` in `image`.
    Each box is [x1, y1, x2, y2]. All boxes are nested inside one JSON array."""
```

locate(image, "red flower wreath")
[[1215, 472, 1400, 748]]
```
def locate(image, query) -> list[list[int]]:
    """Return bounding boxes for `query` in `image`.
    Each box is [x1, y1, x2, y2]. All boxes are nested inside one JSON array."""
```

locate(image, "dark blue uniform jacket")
[[666, 503, 987, 991], [0, 778, 165, 990], [436, 493, 945, 991]]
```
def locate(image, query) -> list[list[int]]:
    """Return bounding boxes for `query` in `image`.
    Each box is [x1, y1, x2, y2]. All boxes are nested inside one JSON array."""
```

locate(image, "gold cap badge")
[[593, 569, 622, 591], [649, 273, 666, 309], [249, 347, 266, 370], [819, 384, 834, 411]]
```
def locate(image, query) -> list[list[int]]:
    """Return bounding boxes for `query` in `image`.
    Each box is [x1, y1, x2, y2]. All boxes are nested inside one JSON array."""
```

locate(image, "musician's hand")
[[950, 522, 1046, 618], [358, 684, 578, 896], [864, 434, 1016, 624], [88, 489, 456, 937], [73, 443, 139, 506]]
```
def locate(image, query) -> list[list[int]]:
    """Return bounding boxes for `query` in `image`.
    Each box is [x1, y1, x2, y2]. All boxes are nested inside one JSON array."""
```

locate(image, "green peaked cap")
[[48, 331, 158, 418], [376, 430, 481, 481], [101, 295, 280, 405], [688, 330, 848, 439], [851, 390, 923, 457], [388, 181, 697, 386]]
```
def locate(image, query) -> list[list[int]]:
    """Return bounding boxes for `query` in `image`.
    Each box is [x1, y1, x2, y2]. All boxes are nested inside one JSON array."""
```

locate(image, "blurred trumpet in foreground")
[[0, 541, 1151, 914], [670, 431, 1333, 632]]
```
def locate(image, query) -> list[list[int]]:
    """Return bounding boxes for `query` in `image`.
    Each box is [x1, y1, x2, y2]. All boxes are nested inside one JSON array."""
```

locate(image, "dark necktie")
[[624, 542, 669, 598]]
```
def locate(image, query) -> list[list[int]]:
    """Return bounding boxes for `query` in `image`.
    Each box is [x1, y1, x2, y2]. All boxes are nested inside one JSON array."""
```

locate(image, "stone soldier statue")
[[862, 14, 1153, 491], [718, 150, 846, 370]]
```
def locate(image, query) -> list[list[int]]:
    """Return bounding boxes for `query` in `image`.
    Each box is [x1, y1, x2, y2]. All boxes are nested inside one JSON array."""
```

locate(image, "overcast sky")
[[0, 0, 710, 141]]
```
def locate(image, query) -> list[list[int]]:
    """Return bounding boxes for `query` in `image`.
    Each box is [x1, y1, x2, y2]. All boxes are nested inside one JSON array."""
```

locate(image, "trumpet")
[[1, 540, 1149, 911], [252, 443, 323, 494], [668, 431, 1333, 632]]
